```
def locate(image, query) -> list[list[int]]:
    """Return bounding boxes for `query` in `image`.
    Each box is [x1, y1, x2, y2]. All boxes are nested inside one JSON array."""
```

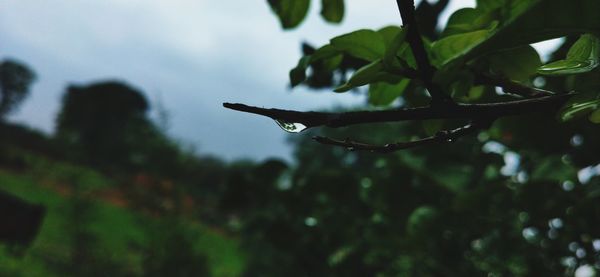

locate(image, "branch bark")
[[396, 0, 453, 106], [223, 93, 573, 129], [312, 119, 487, 153]]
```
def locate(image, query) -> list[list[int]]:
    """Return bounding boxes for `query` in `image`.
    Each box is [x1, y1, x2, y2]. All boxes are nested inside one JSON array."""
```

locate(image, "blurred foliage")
[[221, 115, 600, 276], [221, 0, 600, 276], [0, 160, 244, 276]]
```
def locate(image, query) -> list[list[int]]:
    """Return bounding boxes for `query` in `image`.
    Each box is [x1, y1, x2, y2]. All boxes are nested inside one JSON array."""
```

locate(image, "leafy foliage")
[[221, 0, 600, 276]]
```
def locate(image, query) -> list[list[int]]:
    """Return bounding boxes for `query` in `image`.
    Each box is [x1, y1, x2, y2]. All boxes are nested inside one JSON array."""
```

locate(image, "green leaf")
[[309, 44, 341, 62], [437, 0, 600, 67], [530, 155, 577, 182], [538, 34, 600, 75], [377, 26, 402, 48], [267, 0, 310, 29], [442, 8, 499, 37], [334, 59, 384, 92], [538, 60, 596, 75], [321, 54, 343, 71], [422, 120, 444, 136], [488, 45, 541, 82], [334, 59, 401, 92], [368, 79, 410, 106], [289, 56, 311, 87], [567, 34, 600, 61], [432, 29, 491, 66], [476, 0, 505, 11], [320, 0, 344, 23], [330, 29, 386, 62], [559, 97, 600, 122], [406, 206, 439, 236], [568, 69, 600, 93], [382, 28, 409, 70], [449, 72, 474, 98], [589, 109, 600, 123]]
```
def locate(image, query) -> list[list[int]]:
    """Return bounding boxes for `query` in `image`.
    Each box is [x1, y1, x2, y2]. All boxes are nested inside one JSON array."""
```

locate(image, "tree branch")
[[313, 119, 488, 153], [223, 93, 572, 129], [395, 0, 453, 105]]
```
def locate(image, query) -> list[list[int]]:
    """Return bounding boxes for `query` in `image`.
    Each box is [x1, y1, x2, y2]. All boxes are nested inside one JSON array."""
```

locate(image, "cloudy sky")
[[2, 0, 561, 162]]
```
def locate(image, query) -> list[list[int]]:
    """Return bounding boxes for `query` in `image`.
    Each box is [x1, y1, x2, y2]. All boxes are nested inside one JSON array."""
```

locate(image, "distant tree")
[[56, 81, 151, 167], [0, 59, 36, 120]]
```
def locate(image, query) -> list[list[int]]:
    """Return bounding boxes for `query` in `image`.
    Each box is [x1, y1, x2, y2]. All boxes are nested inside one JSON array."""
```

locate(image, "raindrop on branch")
[[274, 120, 307, 133]]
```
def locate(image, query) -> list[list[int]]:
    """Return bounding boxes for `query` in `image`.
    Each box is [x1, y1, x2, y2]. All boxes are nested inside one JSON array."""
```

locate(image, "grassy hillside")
[[0, 147, 245, 276]]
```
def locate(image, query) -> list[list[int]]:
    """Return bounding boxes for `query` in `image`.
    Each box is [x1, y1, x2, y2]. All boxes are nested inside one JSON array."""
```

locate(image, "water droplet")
[[274, 120, 307, 133], [346, 147, 355, 152]]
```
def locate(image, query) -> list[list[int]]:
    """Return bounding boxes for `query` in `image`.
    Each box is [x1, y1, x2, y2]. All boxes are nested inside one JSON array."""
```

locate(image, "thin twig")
[[313, 119, 487, 153], [223, 93, 572, 129], [395, 0, 453, 105]]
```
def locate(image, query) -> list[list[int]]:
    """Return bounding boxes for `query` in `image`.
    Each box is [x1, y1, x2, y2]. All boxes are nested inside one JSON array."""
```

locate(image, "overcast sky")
[[2, 0, 560, 162]]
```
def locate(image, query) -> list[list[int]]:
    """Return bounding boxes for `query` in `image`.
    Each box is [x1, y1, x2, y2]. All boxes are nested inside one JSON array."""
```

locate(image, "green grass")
[[0, 166, 245, 276]]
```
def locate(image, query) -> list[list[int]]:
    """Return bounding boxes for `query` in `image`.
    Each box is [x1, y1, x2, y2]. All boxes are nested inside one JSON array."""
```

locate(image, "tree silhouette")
[[0, 59, 36, 120], [56, 81, 151, 167]]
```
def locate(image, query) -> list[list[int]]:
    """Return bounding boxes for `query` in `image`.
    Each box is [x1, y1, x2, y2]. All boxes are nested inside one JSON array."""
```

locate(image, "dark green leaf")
[[432, 29, 491, 66], [438, 0, 600, 67], [334, 59, 401, 92], [538, 60, 596, 76], [422, 120, 444, 136], [406, 206, 439, 236], [442, 8, 499, 37], [476, 0, 505, 11], [267, 0, 310, 29], [368, 79, 410, 106], [589, 109, 600, 123], [538, 34, 600, 75], [488, 45, 541, 82], [330, 29, 385, 62], [559, 96, 600, 122], [567, 34, 600, 60], [289, 56, 311, 87], [377, 26, 402, 48], [309, 44, 341, 62], [334, 59, 384, 92], [321, 0, 344, 23], [382, 27, 409, 70]]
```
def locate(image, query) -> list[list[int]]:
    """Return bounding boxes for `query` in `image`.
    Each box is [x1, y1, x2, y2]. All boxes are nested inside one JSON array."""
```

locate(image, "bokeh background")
[[1, 0, 599, 276]]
